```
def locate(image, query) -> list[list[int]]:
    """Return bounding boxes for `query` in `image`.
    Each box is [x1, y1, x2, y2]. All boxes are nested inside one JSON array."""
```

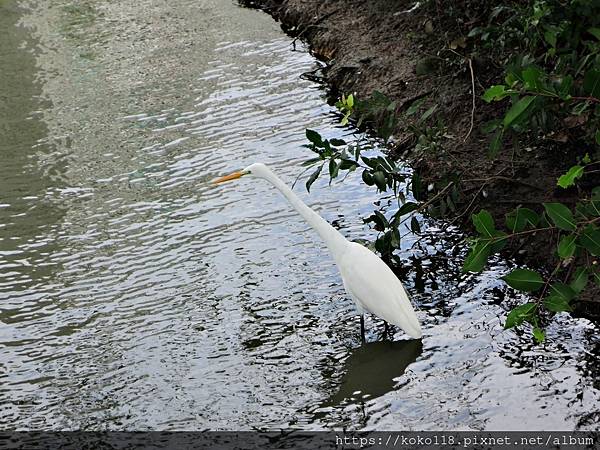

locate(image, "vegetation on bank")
[[299, 0, 600, 342]]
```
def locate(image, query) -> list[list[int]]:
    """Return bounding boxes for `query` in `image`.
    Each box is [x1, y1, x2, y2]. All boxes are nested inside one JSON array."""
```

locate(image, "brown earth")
[[240, 0, 599, 318]]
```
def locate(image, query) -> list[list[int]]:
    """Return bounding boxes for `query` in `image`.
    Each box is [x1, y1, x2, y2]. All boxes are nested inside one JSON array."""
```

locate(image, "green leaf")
[[506, 207, 539, 233], [361, 170, 374, 186], [543, 203, 576, 231], [472, 210, 495, 238], [579, 226, 600, 256], [346, 93, 354, 108], [503, 96, 536, 128], [595, 130, 600, 146], [589, 27, 600, 40], [420, 105, 437, 122], [373, 171, 387, 192], [410, 216, 421, 233], [390, 227, 400, 249], [406, 98, 426, 116], [374, 210, 389, 229], [548, 282, 576, 303], [328, 159, 339, 181], [557, 234, 576, 259], [583, 69, 600, 98], [488, 129, 503, 158], [482, 119, 501, 133], [592, 271, 600, 286], [522, 66, 543, 91], [570, 267, 588, 294], [411, 172, 424, 201], [306, 129, 324, 147], [339, 159, 358, 171], [544, 295, 572, 313], [305, 165, 322, 193], [504, 303, 536, 329], [533, 327, 545, 343], [329, 138, 346, 146], [397, 202, 419, 216], [544, 29, 557, 47], [361, 156, 379, 169], [483, 85, 506, 103], [502, 268, 544, 292], [490, 231, 508, 253], [462, 241, 491, 273], [557, 165, 584, 189], [558, 75, 573, 99], [302, 157, 322, 166]]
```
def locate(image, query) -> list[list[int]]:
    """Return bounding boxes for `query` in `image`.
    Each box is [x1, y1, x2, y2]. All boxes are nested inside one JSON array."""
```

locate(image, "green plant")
[[301, 92, 459, 263], [463, 184, 600, 342], [302, 127, 419, 263], [335, 93, 355, 126], [457, 0, 600, 343], [475, 1, 600, 157]]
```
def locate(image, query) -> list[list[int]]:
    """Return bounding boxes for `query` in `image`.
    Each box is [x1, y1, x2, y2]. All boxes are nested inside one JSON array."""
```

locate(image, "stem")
[[536, 260, 563, 305], [397, 181, 455, 227]]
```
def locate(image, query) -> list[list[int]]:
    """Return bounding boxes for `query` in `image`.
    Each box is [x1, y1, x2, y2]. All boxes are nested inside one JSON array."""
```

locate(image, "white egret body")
[[213, 163, 422, 339]]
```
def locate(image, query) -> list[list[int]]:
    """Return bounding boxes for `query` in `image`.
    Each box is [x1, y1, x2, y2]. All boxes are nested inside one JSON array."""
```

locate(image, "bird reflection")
[[321, 339, 422, 409]]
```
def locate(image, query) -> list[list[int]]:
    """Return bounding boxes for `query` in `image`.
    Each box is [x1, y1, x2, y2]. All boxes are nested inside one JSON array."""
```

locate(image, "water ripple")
[[0, 0, 598, 432]]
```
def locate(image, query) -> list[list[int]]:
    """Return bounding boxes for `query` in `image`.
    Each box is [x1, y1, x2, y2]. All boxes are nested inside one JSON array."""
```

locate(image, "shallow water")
[[0, 0, 598, 431]]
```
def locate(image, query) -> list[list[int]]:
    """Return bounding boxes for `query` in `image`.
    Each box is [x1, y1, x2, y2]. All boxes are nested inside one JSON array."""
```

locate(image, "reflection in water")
[[0, 0, 65, 296], [0, 0, 598, 431], [316, 340, 422, 422]]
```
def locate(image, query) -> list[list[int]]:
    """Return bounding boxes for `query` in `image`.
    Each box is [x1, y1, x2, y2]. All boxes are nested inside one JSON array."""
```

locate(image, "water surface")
[[1, 0, 598, 431]]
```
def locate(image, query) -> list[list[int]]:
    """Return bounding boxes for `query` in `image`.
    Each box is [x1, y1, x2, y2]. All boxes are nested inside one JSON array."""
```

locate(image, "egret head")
[[212, 163, 269, 184]]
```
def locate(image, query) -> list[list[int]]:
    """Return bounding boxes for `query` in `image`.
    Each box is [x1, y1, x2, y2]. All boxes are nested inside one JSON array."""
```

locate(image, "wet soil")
[[241, 0, 600, 316]]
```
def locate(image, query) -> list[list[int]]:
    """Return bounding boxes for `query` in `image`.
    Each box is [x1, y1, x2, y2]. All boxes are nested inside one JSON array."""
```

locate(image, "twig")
[[291, 162, 323, 190], [536, 260, 563, 305], [462, 175, 545, 191], [397, 181, 455, 227], [567, 95, 600, 104], [464, 58, 476, 142], [452, 182, 487, 225]]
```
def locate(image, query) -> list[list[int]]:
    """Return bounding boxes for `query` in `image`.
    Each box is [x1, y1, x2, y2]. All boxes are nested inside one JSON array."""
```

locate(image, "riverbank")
[[242, 0, 600, 317]]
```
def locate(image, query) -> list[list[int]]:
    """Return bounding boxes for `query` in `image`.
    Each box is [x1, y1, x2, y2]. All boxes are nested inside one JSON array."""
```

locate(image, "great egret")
[[213, 163, 422, 340]]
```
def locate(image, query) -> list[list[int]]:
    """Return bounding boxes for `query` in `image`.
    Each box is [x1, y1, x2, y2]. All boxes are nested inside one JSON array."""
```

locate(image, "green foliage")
[[505, 207, 539, 232], [298, 23, 600, 347], [335, 93, 355, 126], [502, 269, 544, 292], [301, 91, 456, 262], [464, 1, 600, 344], [504, 302, 537, 329], [300, 126, 420, 260], [475, 1, 600, 158], [543, 203, 576, 231], [557, 165, 584, 188], [464, 184, 600, 341]]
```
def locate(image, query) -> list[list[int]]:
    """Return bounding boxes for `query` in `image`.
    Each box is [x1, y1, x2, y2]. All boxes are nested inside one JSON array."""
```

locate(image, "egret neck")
[[258, 166, 350, 261]]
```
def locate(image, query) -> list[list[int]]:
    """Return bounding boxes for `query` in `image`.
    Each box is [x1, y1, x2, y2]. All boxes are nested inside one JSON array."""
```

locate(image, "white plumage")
[[213, 162, 422, 339]]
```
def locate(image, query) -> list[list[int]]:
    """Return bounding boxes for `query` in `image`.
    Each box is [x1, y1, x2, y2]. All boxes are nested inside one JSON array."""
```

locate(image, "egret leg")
[[383, 321, 389, 340], [360, 314, 365, 343]]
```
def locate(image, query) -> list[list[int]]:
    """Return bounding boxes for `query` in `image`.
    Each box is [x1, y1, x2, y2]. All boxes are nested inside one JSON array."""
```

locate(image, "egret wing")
[[339, 243, 422, 338]]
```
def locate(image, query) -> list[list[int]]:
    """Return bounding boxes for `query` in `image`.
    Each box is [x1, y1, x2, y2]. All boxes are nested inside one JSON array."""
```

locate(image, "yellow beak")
[[212, 171, 245, 184]]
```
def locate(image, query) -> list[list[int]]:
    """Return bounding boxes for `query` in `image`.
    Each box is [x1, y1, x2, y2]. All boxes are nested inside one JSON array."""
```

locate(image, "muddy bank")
[[241, 0, 600, 316]]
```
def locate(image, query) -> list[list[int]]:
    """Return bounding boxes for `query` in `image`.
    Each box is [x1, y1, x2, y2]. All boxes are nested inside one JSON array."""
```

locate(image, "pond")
[[0, 0, 598, 431]]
